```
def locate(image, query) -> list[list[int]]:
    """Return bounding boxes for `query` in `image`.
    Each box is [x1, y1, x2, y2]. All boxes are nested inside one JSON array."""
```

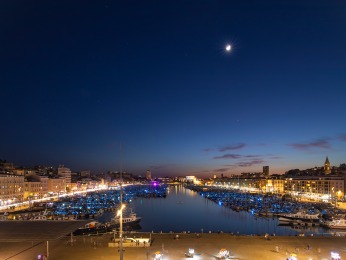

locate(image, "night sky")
[[1, 1, 346, 177]]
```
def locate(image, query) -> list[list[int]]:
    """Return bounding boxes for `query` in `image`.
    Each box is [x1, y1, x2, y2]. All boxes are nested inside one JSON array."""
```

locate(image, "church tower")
[[324, 156, 331, 174]]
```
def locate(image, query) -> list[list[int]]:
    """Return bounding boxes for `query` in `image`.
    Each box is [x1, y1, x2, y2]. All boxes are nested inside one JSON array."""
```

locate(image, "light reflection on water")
[[129, 185, 331, 235]]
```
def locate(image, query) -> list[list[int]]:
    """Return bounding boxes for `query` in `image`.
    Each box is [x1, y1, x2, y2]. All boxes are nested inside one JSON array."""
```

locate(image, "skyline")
[[0, 154, 343, 176], [1, 1, 346, 177]]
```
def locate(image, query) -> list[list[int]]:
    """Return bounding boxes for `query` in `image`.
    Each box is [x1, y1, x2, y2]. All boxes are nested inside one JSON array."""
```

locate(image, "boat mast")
[[119, 143, 123, 260]]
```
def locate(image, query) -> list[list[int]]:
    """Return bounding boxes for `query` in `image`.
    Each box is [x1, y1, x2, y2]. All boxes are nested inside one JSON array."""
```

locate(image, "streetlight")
[[117, 202, 125, 259], [337, 190, 341, 200], [117, 204, 126, 216], [119, 144, 124, 260]]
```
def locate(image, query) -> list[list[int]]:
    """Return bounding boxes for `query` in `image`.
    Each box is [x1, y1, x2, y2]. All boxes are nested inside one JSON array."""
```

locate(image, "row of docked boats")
[[277, 210, 346, 230], [269, 208, 346, 230], [186, 185, 346, 231], [0, 207, 104, 221], [1, 184, 167, 222], [73, 211, 142, 236]]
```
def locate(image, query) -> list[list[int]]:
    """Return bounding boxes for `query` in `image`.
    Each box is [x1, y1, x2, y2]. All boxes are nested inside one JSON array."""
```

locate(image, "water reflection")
[[132, 185, 331, 235]]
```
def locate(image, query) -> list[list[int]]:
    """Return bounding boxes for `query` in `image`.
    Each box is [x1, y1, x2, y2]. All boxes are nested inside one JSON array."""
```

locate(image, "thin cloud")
[[266, 153, 283, 160], [219, 143, 246, 152], [213, 154, 261, 160], [203, 148, 214, 152], [289, 138, 331, 150], [244, 154, 260, 158], [236, 160, 265, 167], [214, 168, 231, 172], [213, 154, 242, 159]]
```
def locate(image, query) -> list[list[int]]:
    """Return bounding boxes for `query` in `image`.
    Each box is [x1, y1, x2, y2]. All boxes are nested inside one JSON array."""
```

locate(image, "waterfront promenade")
[[1, 221, 346, 260], [48, 233, 346, 260]]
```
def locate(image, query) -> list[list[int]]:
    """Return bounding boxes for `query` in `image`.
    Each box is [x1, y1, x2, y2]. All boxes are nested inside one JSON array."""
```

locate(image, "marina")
[[1, 184, 346, 236], [1, 184, 346, 259]]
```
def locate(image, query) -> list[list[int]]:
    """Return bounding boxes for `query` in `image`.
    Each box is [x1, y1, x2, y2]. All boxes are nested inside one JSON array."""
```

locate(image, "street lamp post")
[[119, 186, 123, 260], [119, 144, 123, 260]]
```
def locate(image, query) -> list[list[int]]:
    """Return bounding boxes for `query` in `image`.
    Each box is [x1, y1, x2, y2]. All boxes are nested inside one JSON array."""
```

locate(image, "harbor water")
[[103, 185, 332, 236]]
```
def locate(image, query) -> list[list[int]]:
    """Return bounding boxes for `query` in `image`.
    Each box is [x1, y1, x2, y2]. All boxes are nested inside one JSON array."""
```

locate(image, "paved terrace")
[[1, 221, 346, 260]]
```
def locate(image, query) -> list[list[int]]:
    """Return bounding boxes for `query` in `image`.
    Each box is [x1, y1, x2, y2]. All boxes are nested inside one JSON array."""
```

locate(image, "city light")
[[218, 248, 230, 259], [331, 252, 341, 260], [155, 251, 162, 260], [117, 204, 126, 216]]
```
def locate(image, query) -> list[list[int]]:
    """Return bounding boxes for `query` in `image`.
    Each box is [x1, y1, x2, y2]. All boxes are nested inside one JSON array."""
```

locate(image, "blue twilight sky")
[[1, 1, 346, 177]]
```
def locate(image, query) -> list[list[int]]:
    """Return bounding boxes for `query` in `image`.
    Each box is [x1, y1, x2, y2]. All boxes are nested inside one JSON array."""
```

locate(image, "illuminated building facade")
[[24, 175, 48, 200], [284, 176, 344, 199], [214, 175, 344, 200], [47, 177, 66, 194], [0, 174, 24, 206], [58, 165, 72, 192]]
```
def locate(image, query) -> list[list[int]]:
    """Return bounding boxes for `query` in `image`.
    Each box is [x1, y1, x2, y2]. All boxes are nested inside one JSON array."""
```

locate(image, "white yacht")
[[110, 212, 142, 227], [278, 211, 320, 223], [326, 219, 346, 230]]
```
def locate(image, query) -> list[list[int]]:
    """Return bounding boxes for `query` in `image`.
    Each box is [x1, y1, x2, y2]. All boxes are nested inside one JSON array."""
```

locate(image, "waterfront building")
[[175, 176, 186, 183], [58, 165, 72, 192], [75, 180, 89, 191], [47, 177, 66, 195], [0, 174, 24, 206], [213, 176, 285, 194], [24, 175, 48, 200], [157, 177, 173, 183], [69, 181, 78, 192], [213, 171, 345, 201], [284, 176, 344, 200], [186, 176, 197, 184], [264, 178, 285, 193], [84, 179, 100, 189]]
